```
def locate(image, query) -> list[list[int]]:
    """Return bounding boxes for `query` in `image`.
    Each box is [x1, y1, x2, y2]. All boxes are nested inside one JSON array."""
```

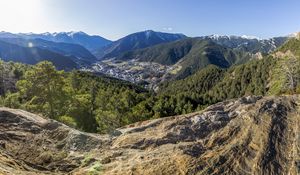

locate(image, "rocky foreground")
[[0, 95, 299, 175]]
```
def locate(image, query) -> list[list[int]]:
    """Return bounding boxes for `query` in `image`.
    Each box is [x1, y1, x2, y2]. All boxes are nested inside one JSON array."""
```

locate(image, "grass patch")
[[82, 154, 96, 167], [88, 161, 103, 175]]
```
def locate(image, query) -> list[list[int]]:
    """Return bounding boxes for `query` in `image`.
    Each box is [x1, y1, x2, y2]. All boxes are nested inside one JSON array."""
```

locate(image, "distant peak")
[[144, 30, 155, 33], [41, 32, 51, 36], [67, 31, 87, 35], [144, 30, 155, 38], [49, 31, 87, 36], [240, 35, 260, 40], [207, 34, 230, 40], [207, 34, 260, 40]]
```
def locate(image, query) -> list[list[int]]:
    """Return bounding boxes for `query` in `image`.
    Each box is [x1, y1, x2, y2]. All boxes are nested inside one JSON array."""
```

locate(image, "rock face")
[[0, 95, 299, 175]]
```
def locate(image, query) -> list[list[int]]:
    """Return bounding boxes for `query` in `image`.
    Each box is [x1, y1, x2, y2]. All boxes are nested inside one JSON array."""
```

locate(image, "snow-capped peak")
[[48, 31, 87, 37], [207, 34, 230, 40], [241, 35, 260, 40], [66, 31, 87, 36], [41, 32, 52, 36], [206, 34, 261, 40]]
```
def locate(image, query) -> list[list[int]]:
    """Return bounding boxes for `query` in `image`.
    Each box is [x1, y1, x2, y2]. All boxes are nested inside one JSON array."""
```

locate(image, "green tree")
[[17, 61, 66, 119], [280, 56, 300, 93]]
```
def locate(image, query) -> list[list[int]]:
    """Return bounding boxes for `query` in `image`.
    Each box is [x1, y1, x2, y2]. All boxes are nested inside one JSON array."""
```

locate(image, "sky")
[[0, 0, 299, 40]]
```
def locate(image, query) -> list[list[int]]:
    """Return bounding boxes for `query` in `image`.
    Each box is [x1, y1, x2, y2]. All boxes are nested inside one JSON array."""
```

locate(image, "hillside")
[[158, 34, 300, 108], [0, 37, 97, 64], [0, 40, 78, 70], [118, 36, 288, 65], [116, 37, 254, 79], [1, 34, 299, 133], [113, 35, 290, 80], [276, 36, 300, 55], [0, 95, 299, 174], [96, 30, 186, 59], [0, 0, 299, 174]]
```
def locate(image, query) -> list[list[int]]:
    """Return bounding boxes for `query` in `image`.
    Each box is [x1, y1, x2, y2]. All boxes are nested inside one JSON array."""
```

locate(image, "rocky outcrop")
[[0, 95, 299, 175], [0, 108, 110, 175]]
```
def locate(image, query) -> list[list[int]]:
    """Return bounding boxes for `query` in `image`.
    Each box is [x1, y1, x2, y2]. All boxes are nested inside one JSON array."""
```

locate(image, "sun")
[[0, 0, 42, 32]]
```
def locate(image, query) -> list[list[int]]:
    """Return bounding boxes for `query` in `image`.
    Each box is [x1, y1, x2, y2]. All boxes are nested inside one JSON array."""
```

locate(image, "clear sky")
[[0, 0, 299, 40]]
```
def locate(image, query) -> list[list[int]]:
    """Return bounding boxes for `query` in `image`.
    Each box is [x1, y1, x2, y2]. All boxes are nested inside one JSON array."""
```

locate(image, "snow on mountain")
[[0, 31, 112, 52], [206, 34, 260, 40], [202, 34, 289, 54], [240, 35, 260, 40]]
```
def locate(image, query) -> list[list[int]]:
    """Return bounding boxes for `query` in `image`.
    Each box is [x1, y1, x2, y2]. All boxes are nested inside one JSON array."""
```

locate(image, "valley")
[[1, 0, 300, 174], [82, 59, 181, 89], [0, 24, 299, 175], [80, 33, 290, 88]]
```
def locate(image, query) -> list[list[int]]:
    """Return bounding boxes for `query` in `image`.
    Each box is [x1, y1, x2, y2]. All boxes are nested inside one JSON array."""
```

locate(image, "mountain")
[[158, 34, 300, 110], [116, 35, 289, 65], [117, 37, 195, 64], [276, 33, 300, 56], [201, 34, 289, 53], [174, 39, 253, 79], [0, 95, 299, 174], [0, 37, 97, 65], [0, 31, 112, 52], [114, 34, 291, 80], [117, 37, 254, 79], [96, 30, 187, 59], [0, 33, 299, 175], [159, 57, 272, 105], [0, 40, 77, 70], [0, 31, 19, 38]]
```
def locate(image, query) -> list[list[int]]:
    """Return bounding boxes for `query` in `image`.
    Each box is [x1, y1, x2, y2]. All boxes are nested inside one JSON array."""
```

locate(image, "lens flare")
[[28, 42, 34, 48]]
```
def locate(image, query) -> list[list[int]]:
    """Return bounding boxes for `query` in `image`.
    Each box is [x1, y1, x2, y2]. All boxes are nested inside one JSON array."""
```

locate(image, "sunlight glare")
[[0, 0, 42, 32]]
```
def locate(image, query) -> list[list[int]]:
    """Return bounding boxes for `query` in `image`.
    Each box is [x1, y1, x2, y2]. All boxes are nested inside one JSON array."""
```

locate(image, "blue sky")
[[0, 0, 299, 40]]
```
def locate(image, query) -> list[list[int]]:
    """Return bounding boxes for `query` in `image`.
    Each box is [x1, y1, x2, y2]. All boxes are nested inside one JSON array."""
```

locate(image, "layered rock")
[[0, 95, 299, 175]]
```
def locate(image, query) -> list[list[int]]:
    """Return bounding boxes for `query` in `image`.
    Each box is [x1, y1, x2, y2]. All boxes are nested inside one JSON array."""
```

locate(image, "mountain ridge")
[[0, 37, 97, 64], [0, 40, 78, 70], [0, 31, 112, 52], [96, 30, 187, 59]]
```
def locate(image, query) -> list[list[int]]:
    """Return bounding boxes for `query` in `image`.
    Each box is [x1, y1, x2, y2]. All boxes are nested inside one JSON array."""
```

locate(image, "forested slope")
[[0, 36, 299, 133]]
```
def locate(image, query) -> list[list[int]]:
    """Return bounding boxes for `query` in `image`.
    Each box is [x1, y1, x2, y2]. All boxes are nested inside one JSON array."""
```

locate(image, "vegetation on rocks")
[[0, 36, 299, 134], [0, 95, 299, 174]]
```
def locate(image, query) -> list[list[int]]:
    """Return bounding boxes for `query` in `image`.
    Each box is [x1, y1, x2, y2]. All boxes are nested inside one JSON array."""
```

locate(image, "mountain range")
[[0, 30, 300, 175], [0, 31, 112, 52], [201, 35, 288, 53], [0, 30, 292, 79], [0, 37, 96, 65], [0, 40, 78, 70], [115, 35, 290, 79], [0, 31, 110, 68]]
